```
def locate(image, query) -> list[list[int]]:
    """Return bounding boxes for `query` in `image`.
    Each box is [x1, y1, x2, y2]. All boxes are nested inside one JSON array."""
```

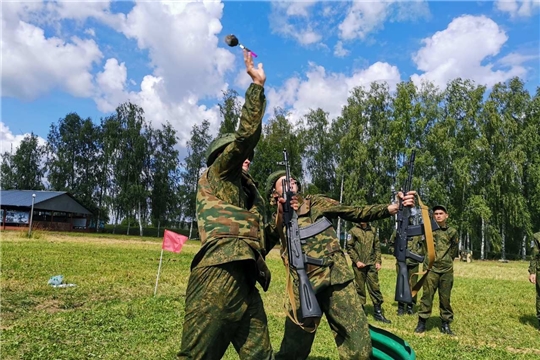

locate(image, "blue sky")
[[2, 1, 539, 158]]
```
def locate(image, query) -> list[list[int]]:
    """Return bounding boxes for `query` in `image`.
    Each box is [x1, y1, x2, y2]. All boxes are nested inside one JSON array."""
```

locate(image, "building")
[[1, 190, 93, 232]]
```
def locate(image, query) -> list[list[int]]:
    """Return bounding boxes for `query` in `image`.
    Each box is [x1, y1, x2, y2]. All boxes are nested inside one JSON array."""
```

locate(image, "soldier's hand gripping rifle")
[[281, 149, 322, 320], [394, 150, 438, 304]]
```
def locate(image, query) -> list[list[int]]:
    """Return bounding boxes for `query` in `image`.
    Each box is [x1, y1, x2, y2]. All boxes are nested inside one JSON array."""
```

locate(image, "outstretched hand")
[[244, 49, 265, 86], [388, 191, 417, 215]]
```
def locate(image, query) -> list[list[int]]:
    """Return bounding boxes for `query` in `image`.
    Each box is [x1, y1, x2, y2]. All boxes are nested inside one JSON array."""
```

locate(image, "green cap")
[[205, 133, 235, 167], [432, 205, 448, 213], [265, 170, 301, 199]]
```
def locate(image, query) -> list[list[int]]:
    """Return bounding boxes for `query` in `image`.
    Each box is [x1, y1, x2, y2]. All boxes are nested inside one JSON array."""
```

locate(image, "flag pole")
[[154, 248, 165, 297]]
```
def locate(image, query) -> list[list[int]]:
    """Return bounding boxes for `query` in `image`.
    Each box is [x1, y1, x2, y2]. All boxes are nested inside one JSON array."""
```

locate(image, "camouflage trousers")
[[395, 263, 420, 304], [418, 270, 454, 322], [352, 265, 384, 306], [177, 261, 273, 360], [276, 280, 372, 360]]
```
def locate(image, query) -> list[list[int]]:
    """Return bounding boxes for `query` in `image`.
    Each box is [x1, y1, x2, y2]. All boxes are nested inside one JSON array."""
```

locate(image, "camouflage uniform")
[[346, 224, 384, 306], [273, 194, 391, 360], [529, 232, 540, 328], [418, 225, 459, 324], [178, 83, 277, 360], [389, 232, 424, 305]]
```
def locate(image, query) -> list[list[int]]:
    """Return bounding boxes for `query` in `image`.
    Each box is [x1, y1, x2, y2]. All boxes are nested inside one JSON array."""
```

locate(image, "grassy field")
[[1, 230, 539, 359]]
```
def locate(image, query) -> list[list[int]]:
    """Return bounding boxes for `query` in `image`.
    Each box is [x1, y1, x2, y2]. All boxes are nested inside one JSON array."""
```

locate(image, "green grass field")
[[1, 231, 539, 359]]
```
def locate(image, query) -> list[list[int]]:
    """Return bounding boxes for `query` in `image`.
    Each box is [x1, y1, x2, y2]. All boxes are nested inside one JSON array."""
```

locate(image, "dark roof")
[[1, 190, 92, 215]]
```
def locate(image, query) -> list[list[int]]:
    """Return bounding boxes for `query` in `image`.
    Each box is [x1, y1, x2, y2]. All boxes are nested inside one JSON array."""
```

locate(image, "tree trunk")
[[157, 220, 161, 238], [501, 219, 506, 261], [189, 219, 194, 240], [138, 201, 143, 237], [127, 212, 131, 235], [522, 235, 527, 261], [481, 217, 485, 260]]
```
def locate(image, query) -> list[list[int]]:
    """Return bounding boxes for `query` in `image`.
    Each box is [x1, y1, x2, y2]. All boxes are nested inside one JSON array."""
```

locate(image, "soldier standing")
[[266, 171, 416, 360], [178, 50, 277, 360], [414, 205, 459, 336], [529, 232, 540, 330], [346, 222, 392, 323]]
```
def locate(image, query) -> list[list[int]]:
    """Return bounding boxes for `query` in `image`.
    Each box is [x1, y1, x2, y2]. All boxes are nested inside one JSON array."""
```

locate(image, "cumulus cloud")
[[0, 122, 46, 155], [495, 0, 540, 18], [410, 15, 530, 88], [2, 0, 239, 149], [267, 61, 401, 125], [269, 1, 323, 46], [338, 1, 394, 41], [333, 41, 350, 57]]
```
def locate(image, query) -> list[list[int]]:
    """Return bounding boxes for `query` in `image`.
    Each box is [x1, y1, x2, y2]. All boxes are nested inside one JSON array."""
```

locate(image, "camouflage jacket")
[[346, 224, 381, 266], [192, 84, 277, 283], [423, 225, 459, 273], [389, 232, 424, 266], [529, 232, 540, 274], [277, 194, 391, 293]]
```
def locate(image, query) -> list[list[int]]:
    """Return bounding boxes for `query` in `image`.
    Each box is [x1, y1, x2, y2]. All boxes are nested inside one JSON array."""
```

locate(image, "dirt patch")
[[35, 299, 64, 314]]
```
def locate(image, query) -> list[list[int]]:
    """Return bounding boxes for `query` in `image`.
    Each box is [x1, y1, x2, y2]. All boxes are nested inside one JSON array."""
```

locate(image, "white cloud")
[[267, 61, 401, 125], [2, 18, 103, 100], [269, 1, 323, 46], [410, 15, 529, 88], [0, 122, 46, 155], [2, 1, 239, 149], [333, 41, 350, 57], [495, 0, 540, 18], [339, 1, 394, 41]]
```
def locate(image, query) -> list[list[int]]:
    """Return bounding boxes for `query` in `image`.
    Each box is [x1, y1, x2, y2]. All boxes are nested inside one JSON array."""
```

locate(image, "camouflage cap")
[[205, 133, 235, 167], [265, 170, 301, 199], [432, 204, 448, 213]]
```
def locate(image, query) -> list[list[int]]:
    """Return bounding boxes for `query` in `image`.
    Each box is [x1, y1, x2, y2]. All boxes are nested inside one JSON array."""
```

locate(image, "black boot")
[[397, 303, 405, 316], [373, 304, 391, 323], [414, 317, 426, 333], [440, 321, 455, 336], [407, 304, 414, 315]]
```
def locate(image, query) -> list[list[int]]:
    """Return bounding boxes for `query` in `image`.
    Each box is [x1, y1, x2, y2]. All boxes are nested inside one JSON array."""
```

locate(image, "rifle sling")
[[411, 195, 436, 297]]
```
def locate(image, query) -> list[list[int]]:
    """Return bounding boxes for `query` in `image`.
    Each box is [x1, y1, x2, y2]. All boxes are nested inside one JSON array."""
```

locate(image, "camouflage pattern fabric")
[[270, 193, 391, 359], [418, 225, 459, 322], [346, 225, 385, 305], [346, 224, 381, 266], [530, 233, 540, 320], [418, 270, 454, 322], [178, 83, 275, 359], [276, 281, 372, 360], [351, 265, 384, 306], [177, 262, 272, 360]]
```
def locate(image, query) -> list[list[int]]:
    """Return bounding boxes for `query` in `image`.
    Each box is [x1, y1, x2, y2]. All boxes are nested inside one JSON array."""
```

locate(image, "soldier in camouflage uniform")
[[415, 205, 459, 336], [178, 51, 278, 360], [529, 232, 540, 330], [266, 171, 416, 360], [346, 222, 392, 323], [389, 225, 424, 315]]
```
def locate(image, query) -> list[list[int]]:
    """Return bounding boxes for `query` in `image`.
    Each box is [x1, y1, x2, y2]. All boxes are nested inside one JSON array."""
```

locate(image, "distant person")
[[529, 232, 540, 330], [346, 222, 392, 323]]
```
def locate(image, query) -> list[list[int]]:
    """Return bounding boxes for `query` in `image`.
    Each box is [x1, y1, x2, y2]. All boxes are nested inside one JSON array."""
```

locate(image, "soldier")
[[529, 232, 540, 330], [266, 171, 416, 360], [178, 50, 278, 360], [414, 205, 459, 336], [346, 222, 392, 323]]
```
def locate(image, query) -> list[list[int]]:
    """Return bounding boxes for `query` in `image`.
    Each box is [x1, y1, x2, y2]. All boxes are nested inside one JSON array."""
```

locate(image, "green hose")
[[370, 325, 416, 360]]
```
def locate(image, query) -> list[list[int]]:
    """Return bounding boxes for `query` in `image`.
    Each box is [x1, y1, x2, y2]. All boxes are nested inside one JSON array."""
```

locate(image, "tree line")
[[2, 77, 539, 260]]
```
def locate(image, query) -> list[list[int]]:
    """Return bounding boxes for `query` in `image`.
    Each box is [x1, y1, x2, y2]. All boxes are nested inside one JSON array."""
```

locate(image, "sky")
[[1, 0, 539, 160]]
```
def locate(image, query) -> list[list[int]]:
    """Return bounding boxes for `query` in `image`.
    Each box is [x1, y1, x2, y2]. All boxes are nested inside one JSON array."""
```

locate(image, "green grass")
[[1, 231, 539, 359]]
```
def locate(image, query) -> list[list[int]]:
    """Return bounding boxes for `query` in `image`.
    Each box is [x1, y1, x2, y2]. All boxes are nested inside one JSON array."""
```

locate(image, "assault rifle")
[[393, 150, 439, 304], [280, 149, 322, 320]]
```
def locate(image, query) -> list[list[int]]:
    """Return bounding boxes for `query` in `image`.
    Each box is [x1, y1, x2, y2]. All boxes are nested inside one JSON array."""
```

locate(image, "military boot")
[[414, 317, 426, 333], [373, 304, 391, 323], [397, 303, 405, 316], [440, 321, 455, 336], [406, 304, 414, 315]]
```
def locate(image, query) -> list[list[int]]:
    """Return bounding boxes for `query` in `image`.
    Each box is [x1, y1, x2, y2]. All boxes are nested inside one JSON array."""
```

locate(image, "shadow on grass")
[[307, 357, 332, 360], [519, 314, 539, 329]]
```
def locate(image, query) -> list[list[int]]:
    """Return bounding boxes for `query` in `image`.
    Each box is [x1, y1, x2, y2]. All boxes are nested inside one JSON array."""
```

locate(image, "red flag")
[[162, 230, 188, 253]]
